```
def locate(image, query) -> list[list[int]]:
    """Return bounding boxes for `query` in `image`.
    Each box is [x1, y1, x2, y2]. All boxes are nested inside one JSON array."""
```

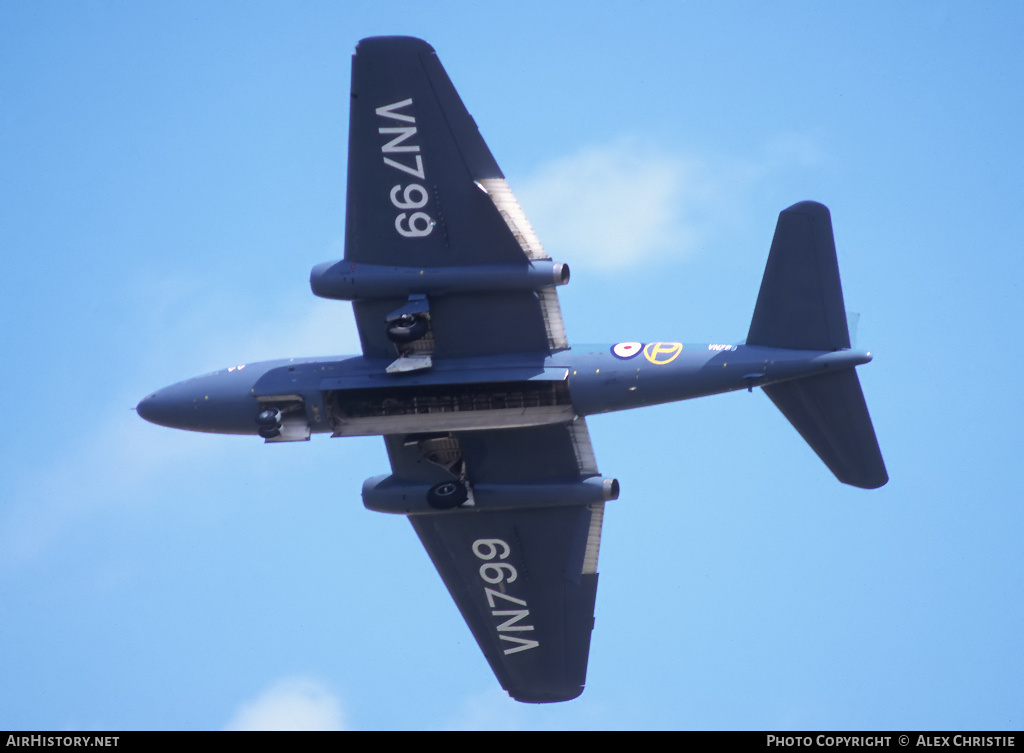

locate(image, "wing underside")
[[381, 419, 607, 703], [344, 36, 567, 361], [347, 36, 602, 703]]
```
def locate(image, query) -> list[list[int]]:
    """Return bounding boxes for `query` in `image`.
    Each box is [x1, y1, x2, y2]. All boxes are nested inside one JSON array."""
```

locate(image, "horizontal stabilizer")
[[747, 201, 850, 351], [763, 369, 888, 489]]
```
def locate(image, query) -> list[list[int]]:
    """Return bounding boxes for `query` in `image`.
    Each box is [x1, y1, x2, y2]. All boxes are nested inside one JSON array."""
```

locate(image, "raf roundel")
[[611, 342, 643, 359]]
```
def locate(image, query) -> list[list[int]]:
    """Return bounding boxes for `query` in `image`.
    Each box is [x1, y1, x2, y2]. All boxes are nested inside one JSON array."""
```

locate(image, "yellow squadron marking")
[[643, 342, 683, 365]]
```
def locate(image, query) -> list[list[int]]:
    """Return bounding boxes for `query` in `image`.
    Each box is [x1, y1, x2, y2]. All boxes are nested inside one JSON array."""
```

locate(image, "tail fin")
[[751, 201, 888, 489], [747, 201, 850, 350]]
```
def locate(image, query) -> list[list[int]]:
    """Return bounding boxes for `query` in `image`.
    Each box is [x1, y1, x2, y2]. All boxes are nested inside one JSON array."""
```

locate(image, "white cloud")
[[514, 139, 693, 269], [442, 687, 528, 731], [512, 135, 827, 270], [514, 139, 727, 269], [224, 676, 347, 731], [440, 686, 613, 731], [203, 294, 361, 366], [130, 272, 361, 378]]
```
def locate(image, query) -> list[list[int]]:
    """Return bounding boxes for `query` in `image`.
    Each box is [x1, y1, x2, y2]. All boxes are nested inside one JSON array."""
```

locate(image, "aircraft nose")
[[136, 369, 270, 434], [136, 390, 175, 428]]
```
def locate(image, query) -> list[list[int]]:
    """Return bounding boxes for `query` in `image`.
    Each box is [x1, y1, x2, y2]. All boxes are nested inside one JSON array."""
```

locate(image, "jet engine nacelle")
[[310, 260, 569, 301], [362, 474, 618, 515]]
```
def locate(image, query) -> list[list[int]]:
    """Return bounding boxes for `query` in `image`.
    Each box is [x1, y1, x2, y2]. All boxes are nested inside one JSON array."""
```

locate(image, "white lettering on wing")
[[376, 98, 434, 236], [473, 538, 540, 654]]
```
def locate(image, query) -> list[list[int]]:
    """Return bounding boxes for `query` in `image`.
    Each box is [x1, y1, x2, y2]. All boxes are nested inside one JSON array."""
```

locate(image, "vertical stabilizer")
[[747, 201, 850, 351]]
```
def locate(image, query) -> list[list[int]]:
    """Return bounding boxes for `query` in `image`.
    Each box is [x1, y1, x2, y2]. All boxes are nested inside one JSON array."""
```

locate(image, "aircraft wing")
[[343, 36, 567, 360], [347, 36, 605, 702], [379, 419, 608, 703]]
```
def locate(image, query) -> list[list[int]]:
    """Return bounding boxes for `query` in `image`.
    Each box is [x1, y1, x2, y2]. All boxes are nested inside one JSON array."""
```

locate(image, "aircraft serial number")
[[472, 538, 539, 655], [376, 98, 434, 238]]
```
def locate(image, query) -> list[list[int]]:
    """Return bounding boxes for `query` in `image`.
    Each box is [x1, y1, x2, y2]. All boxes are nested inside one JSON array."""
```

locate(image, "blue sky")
[[2, 1, 1022, 730]]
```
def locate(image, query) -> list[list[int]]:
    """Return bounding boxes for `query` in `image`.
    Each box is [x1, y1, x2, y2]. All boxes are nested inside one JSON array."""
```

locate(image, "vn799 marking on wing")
[[376, 98, 434, 238], [473, 539, 540, 655]]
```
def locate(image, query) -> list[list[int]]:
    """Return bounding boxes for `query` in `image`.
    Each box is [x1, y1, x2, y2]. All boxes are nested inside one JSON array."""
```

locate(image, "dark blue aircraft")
[[138, 36, 887, 703]]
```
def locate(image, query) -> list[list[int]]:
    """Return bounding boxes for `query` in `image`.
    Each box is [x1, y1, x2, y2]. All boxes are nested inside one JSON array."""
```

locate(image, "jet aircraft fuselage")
[[137, 343, 872, 439]]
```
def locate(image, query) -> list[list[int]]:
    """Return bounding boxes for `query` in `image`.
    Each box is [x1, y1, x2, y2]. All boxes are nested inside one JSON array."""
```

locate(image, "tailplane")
[[763, 370, 888, 489], [750, 202, 888, 489]]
